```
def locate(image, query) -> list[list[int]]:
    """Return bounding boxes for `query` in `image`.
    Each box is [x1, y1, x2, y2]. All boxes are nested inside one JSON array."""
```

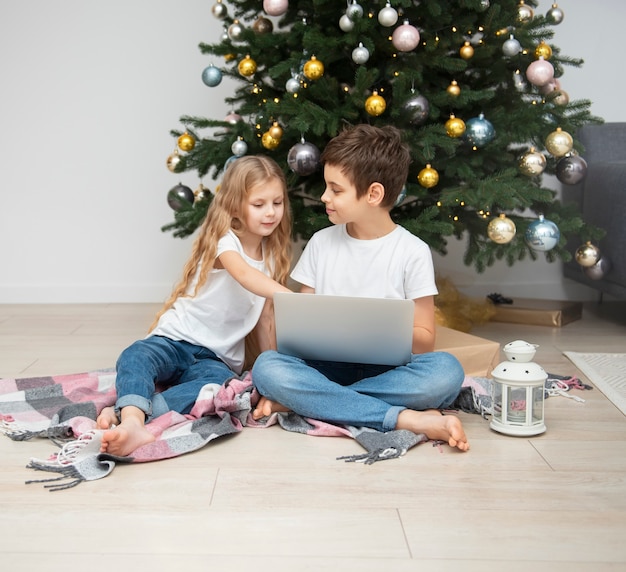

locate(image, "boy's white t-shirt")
[[291, 224, 438, 300], [151, 230, 270, 374]]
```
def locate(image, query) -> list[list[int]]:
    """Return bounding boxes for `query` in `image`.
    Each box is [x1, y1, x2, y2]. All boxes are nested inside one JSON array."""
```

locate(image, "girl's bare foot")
[[397, 409, 469, 451], [99, 406, 154, 456], [100, 420, 155, 457], [96, 406, 119, 429], [252, 396, 291, 420]]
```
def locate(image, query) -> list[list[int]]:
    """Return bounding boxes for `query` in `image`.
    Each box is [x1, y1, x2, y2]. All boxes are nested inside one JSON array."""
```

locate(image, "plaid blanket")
[[0, 369, 430, 491]]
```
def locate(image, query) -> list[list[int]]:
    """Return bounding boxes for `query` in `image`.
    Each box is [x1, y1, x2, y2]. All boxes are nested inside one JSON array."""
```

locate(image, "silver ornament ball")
[[352, 43, 370, 65], [556, 154, 587, 185], [287, 140, 321, 176], [231, 139, 248, 157], [583, 256, 611, 280]]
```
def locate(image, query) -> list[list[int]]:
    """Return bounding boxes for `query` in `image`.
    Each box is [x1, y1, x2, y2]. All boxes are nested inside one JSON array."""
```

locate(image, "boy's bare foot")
[[396, 409, 469, 451], [96, 406, 119, 429], [252, 396, 291, 420]]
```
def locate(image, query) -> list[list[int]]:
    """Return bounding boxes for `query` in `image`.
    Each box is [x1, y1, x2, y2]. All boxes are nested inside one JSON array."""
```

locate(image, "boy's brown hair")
[[320, 124, 411, 208]]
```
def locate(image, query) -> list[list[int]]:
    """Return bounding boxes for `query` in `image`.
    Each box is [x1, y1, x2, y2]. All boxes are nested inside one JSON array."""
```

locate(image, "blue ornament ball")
[[464, 113, 496, 147], [201, 65, 223, 87], [524, 215, 560, 252]]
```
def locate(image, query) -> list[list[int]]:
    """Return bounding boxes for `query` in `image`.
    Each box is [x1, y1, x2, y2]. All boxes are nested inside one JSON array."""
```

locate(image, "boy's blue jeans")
[[252, 350, 464, 432], [114, 335, 235, 420]]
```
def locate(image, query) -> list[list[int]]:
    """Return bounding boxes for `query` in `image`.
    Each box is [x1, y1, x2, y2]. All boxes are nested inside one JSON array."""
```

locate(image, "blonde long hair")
[[150, 155, 292, 332]]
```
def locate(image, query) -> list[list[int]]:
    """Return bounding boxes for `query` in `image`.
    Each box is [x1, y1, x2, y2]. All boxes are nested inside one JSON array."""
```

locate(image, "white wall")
[[0, 1, 622, 303]]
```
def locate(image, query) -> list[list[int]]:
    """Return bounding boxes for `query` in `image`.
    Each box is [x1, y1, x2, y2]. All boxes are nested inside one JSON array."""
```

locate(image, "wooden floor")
[[1, 301, 625, 571]]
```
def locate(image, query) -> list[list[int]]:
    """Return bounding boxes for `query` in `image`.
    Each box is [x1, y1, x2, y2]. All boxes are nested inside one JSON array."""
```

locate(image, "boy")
[[252, 124, 468, 451]]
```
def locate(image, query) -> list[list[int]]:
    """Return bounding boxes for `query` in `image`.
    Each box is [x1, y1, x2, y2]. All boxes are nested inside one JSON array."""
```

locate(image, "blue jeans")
[[252, 351, 464, 432], [115, 336, 235, 420]]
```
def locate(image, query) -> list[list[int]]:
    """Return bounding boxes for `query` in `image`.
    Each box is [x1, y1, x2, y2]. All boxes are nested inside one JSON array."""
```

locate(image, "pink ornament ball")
[[392, 22, 420, 52], [525, 57, 555, 87], [263, 0, 288, 17]]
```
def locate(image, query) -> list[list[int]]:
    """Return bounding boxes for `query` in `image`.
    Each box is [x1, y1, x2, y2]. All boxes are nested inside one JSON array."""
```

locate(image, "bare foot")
[[397, 409, 469, 451], [252, 396, 291, 420], [96, 406, 119, 429], [100, 418, 155, 456]]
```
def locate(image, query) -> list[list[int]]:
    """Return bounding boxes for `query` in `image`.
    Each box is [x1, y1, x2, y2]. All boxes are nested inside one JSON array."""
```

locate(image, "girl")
[[97, 155, 293, 456]]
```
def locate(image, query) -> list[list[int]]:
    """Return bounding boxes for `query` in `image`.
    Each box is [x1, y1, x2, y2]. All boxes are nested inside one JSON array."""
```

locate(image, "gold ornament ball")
[[447, 80, 461, 96], [459, 41, 474, 60], [575, 242, 601, 267], [518, 148, 547, 176], [535, 41, 552, 60], [238, 55, 257, 77], [417, 164, 439, 188], [545, 127, 573, 157], [518, 1, 534, 22], [194, 183, 212, 202], [166, 151, 181, 172], [303, 56, 324, 80], [261, 131, 280, 150], [268, 122, 283, 140], [487, 214, 517, 244], [177, 132, 195, 152], [445, 115, 466, 138], [365, 91, 386, 116]]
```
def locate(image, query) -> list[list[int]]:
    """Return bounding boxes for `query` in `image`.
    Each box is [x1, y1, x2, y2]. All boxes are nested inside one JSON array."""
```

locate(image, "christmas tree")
[[163, 0, 603, 272]]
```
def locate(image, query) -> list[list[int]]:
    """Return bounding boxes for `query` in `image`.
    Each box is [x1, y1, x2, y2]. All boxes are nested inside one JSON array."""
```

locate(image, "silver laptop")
[[273, 292, 414, 365]]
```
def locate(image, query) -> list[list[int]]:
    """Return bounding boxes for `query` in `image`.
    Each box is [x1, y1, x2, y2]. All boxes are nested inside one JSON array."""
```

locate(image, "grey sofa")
[[563, 123, 626, 299]]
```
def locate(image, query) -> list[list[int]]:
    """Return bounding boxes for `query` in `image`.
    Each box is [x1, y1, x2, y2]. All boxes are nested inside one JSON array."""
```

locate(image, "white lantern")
[[490, 340, 547, 436]]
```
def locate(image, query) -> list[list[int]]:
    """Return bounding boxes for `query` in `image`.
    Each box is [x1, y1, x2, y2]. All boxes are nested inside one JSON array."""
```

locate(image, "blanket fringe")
[[338, 446, 405, 464], [25, 461, 85, 491]]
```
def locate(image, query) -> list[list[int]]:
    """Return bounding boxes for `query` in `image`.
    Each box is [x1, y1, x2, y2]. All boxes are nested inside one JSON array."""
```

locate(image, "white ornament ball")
[[378, 4, 399, 27], [502, 35, 521, 57], [392, 21, 420, 52], [339, 14, 355, 32], [346, 2, 363, 21], [286, 77, 301, 94]]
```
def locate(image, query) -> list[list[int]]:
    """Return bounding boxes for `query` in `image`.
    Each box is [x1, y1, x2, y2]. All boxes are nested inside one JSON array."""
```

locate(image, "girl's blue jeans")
[[114, 335, 235, 420], [252, 350, 464, 432]]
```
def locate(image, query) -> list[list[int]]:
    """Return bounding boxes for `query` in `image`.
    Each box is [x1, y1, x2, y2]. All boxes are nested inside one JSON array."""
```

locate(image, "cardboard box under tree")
[[435, 325, 500, 378], [490, 298, 583, 327]]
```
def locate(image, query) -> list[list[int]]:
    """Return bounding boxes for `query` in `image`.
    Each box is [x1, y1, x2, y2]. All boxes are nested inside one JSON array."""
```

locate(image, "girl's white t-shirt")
[[151, 230, 270, 374], [291, 224, 437, 300]]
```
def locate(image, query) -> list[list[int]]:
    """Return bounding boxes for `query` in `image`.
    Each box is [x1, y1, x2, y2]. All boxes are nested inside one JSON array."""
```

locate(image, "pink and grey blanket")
[[0, 369, 430, 491]]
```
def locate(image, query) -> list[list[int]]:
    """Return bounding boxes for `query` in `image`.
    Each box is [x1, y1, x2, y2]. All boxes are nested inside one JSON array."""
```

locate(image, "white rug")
[[564, 352, 626, 415]]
